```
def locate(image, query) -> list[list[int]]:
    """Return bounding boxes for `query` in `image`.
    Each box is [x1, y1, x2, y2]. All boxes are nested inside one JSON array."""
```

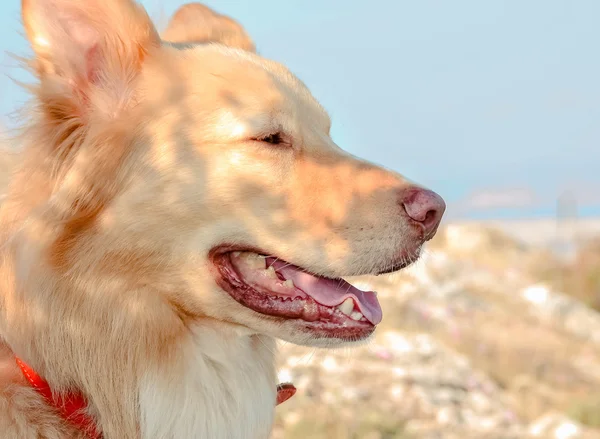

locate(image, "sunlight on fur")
[[0, 1, 445, 438]]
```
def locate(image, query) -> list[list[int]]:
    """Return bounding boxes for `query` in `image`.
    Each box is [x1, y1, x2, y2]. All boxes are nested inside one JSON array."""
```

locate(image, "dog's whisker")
[[255, 335, 277, 358]]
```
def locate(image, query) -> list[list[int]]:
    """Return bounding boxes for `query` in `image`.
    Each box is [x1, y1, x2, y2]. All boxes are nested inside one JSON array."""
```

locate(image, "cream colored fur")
[[0, 1, 426, 438], [138, 325, 276, 439]]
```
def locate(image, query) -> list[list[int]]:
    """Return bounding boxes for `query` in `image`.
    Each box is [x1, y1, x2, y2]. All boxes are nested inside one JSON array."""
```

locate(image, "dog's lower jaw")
[[139, 323, 278, 439]]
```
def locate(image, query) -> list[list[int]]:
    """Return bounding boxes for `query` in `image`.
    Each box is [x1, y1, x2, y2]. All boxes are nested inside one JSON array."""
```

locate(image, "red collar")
[[16, 357, 296, 438], [15, 357, 101, 439]]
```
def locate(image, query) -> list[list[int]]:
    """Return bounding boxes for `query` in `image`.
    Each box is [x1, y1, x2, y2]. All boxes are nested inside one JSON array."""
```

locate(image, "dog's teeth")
[[265, 265, 278, 279], [232, 251, 241, 257], [252, 258, 267, 269], [284, 279, 295, 288], [239, 252, 266, 269], [241, 252, 265, 268], [350, 311, 363, 321], [337, 298, 354, 316]]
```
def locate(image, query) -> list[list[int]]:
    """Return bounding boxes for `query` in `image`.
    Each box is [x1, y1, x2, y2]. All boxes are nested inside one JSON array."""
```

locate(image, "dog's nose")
[[400, 187, 446, 238]]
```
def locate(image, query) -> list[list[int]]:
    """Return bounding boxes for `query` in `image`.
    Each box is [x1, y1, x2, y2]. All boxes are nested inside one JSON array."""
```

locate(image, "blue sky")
[[1, 1, 599, 220]]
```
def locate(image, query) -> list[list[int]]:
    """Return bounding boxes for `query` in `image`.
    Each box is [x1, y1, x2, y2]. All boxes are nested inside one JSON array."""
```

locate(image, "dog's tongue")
[[267, 258, 382, 325]]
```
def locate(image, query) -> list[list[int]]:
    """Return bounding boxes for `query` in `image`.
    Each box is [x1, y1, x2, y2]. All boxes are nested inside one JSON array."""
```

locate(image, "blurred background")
[[2, 1, 600, 438]]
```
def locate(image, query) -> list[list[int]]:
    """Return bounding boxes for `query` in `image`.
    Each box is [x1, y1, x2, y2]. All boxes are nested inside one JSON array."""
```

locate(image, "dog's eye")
[[258, 133, 284, 145]]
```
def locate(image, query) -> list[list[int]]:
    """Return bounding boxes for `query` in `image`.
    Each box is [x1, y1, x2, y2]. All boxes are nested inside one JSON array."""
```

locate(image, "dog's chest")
[[139, 331, 277, 439]]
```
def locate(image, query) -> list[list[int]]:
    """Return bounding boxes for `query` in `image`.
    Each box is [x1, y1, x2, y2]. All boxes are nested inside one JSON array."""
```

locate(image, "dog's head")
[[19, 0, 445, 348]]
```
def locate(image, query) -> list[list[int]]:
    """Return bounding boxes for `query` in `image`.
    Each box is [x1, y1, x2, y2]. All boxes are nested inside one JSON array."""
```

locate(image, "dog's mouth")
[[211, 248, 384, 340]]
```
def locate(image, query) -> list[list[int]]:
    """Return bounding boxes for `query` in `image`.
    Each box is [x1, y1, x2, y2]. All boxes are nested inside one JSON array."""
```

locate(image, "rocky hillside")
[[273, 223, 600, 439]]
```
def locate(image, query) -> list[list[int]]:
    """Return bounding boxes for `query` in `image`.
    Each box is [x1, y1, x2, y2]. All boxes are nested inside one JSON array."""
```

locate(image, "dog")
[[0, 1, 445, 438]]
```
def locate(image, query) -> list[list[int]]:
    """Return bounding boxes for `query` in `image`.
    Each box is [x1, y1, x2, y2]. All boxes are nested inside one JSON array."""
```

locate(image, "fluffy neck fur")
[[139, 326, 277, 439], [1, 310, 277, 438]]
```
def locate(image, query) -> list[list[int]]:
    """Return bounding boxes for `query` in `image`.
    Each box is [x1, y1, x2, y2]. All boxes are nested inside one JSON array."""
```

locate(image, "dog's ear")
[[162, 3, 255, 52], [22, 0, 160, 114]]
